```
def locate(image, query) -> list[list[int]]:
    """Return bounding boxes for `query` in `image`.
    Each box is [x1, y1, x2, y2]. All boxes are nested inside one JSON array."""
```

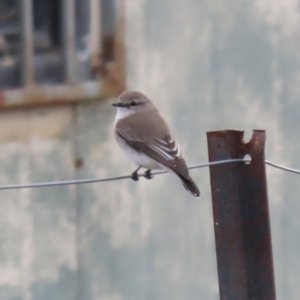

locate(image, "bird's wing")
[[117, 129, 189, 178]]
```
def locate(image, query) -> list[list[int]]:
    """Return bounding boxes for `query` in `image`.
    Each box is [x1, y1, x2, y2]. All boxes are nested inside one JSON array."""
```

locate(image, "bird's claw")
[[131, 172, 139, 181], [144, 170, 153, 180]]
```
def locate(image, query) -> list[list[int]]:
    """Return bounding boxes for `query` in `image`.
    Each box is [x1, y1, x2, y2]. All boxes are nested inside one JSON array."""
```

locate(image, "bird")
[[112, 91, 200, 197]]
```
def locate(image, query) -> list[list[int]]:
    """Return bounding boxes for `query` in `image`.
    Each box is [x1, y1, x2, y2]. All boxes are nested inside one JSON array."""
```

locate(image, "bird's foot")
[[144, 170, 153, 180], [131, 171, 139, 181]]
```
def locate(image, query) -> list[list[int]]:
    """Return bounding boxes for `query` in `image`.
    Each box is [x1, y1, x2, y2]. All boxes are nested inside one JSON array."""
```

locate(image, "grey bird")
[[112, 91, 200, 197]]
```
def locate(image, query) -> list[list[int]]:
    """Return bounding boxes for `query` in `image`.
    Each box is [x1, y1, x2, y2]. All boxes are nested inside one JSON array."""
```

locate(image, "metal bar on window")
[[90, 0, 102, 71], [62, 0, 76, 84], [20, 0, 34, 86]]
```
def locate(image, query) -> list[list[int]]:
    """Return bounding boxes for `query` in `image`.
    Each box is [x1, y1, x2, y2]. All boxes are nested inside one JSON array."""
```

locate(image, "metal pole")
[[207, 130, 276, 300]]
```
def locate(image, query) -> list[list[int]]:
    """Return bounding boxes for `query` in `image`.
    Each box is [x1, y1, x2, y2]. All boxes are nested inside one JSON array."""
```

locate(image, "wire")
[[265, 160, 300, 175], [0, 158, 298, 190]]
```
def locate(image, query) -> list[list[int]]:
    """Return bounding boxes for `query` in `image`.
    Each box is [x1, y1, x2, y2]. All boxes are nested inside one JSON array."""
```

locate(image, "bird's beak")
[[112, 102, 128, 107], [112, 102, 122, 107]]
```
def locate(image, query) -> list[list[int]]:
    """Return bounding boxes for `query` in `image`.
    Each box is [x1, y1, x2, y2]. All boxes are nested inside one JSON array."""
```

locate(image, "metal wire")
[[0, 158, 298, 190], [265, 160, 300, 175]]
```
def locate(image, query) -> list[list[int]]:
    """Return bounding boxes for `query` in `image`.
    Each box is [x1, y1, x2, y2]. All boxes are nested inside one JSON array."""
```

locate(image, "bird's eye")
[[130, 101, 137, 106]]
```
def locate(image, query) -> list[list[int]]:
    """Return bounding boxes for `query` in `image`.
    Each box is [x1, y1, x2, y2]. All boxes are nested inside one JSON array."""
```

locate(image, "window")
[[0, 0, 125, 106]]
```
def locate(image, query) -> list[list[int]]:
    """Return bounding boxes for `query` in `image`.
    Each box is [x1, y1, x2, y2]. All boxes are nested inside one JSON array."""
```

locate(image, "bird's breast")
[[114, 107, 136, 125], [115, 134, 161, 170]]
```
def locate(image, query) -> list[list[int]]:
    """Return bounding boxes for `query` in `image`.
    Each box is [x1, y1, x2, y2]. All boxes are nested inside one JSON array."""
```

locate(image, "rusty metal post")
[[207, 130, 276, 300]]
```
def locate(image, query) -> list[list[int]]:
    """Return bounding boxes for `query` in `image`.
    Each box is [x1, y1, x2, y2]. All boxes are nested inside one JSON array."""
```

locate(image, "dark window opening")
[[0, 0, 120, 90]]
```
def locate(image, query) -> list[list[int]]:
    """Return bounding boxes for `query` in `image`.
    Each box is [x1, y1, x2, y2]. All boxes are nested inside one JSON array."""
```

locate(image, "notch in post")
[[207, 130, 276, 300]]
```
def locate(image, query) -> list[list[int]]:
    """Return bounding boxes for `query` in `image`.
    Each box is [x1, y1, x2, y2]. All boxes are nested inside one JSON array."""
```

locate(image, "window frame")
[[0, 0, 125, 108]]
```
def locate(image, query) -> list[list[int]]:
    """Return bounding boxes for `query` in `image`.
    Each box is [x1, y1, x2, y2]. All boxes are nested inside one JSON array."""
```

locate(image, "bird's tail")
[[178, 175, 200, 197]]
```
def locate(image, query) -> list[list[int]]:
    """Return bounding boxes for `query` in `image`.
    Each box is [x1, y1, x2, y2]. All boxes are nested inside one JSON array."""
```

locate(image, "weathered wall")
[[0, 0, 300, 299], [0, 107, 77, 300], [126, 0, 300, 298]]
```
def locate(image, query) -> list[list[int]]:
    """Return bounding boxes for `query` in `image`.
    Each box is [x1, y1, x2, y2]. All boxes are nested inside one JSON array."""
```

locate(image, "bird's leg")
[[144, 169, 154, 180], [131, 166, 141, 181]]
